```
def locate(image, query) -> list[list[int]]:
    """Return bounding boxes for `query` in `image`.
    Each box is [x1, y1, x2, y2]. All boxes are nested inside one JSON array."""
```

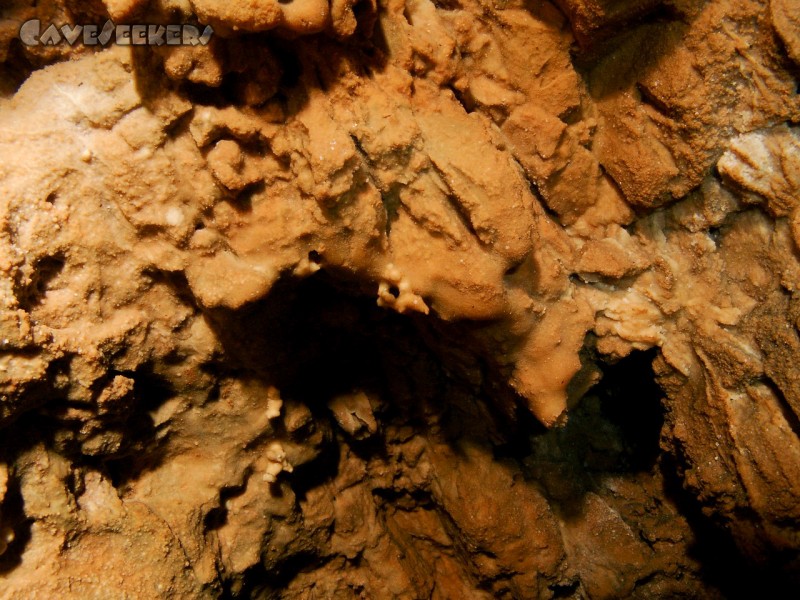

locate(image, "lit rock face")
[[0, 0, 799, 597]]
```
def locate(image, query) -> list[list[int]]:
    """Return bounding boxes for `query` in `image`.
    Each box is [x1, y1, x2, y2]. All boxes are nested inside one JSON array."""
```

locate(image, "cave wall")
[[1, 0, 800, 597]]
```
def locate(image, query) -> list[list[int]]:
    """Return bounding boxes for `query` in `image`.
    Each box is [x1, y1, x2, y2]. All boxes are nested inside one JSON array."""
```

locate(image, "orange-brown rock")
[[1, 0, 799, 597]]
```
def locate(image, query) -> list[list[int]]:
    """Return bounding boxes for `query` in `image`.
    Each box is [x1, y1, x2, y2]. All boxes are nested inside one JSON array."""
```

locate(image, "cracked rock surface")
[[1, 0, 800, 597]]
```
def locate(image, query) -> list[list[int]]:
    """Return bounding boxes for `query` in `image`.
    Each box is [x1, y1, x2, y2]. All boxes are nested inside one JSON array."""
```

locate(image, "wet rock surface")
[[1, 0, 799, 597]]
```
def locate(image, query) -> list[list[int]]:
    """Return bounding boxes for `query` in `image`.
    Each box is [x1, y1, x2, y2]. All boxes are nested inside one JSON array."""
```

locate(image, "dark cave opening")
[[594, 347, 665, 471], [0, 475, 32, 577]]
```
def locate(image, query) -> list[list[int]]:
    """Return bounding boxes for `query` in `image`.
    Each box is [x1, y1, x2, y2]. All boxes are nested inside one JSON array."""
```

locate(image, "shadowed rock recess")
[[0, 0, 799, 597]]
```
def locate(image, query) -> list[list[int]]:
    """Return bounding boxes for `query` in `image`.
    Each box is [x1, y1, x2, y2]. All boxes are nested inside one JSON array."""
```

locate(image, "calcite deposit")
[[1, 0, 799, 597]]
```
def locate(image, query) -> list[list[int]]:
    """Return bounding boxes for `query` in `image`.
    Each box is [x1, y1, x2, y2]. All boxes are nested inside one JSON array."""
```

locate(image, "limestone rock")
[[1, 0, 799, 597]]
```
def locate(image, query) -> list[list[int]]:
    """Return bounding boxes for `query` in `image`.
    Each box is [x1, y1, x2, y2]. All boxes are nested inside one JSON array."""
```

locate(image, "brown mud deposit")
[[1, 0, 799, 597]]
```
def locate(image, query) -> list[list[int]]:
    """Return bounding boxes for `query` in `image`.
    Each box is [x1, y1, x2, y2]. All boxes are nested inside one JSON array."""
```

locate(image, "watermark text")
[[19, 19, 214, 47]]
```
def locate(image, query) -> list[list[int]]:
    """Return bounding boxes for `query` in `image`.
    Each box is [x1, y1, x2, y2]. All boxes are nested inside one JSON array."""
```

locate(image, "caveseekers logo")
[[19, 19, 214, 47]]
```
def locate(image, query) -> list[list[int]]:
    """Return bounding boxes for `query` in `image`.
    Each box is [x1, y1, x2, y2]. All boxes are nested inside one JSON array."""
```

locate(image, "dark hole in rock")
[[16, 255, 66, 312], [595, 348, 665, 471], [0, 477, 31, 576]]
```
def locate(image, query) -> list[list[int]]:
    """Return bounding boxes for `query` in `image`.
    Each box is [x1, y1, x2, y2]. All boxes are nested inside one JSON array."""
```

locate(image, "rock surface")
[[0, 0, 799, 597]]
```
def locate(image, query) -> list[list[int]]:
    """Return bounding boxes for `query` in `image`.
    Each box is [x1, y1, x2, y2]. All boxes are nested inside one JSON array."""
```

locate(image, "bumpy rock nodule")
[[1, 0, 800, 597]]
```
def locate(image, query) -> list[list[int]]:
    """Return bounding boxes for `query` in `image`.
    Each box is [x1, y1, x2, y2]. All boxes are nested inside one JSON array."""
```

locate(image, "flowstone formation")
[[1, 0, 799, 597]]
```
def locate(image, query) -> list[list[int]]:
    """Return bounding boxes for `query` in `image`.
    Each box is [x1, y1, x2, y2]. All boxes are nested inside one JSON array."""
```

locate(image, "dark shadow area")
[[225, 552, 332, 600], [595, 348, 664, 471], [205, 273, 388, 403], [0, 475, 32, 576], [661, 452, 800, 598], [15, 254, 66, 312], [558, 0, 684, 57], [3, 262, 796, 595], [100, 367, 177, 489], [523, 348, 666, 520], [284, 433, 340, 503], [0, 40, 38, 97], [204, 271, 800, 598], [211, 268, 536, 433], [130, 10, 390, 122], [204, 478, 251, 531], [0, 363, 179, 494], [576, 17, 689, 102], [0, 1, 116, 96], [196, 270, 552, 594]]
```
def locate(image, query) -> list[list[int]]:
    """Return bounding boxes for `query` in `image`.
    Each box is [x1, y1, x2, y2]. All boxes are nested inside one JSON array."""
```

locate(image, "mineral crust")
[[1, 0, 799, 597]]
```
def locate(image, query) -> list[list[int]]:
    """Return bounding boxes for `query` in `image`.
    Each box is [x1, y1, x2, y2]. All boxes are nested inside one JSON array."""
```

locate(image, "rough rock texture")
[[0, 0, 799, 597]]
